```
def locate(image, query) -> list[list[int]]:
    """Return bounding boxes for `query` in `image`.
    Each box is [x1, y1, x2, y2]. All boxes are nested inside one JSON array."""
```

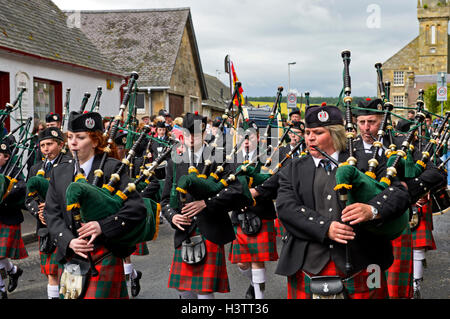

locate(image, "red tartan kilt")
[[168, 234, 230, 293], [412, 202, 436, 250], [386, 228, 413, 299], [39, 238, 60, 276], [229, 219, 278, 263], [274, 218, 286, 238], [287, 260, 389, 299], [82, 245, 128, 299], [0, 223, 28, 259], [132, 242, 149, 256]]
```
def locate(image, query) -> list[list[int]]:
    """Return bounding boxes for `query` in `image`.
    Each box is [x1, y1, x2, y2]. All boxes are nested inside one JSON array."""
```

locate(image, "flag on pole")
[[231, 61, 244, 106]]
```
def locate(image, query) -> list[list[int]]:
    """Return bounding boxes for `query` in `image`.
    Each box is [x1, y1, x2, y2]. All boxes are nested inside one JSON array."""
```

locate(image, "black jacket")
[[25, 153, 70, 233], [0, 165, 26, 225], [228, 150, 277, 224], [45, 154, 147, 263], [275, 150, 410, 277], [161, 146, 249, 248]]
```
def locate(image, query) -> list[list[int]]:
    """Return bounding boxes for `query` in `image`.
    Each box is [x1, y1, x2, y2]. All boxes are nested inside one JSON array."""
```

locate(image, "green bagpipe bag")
[[175, 166, 255, 206], [0, 174, 10, 202], [334, 161, 409, 240], [65, 175, 157, 246], [26, 170, 49, 200], [0, 173, 25, 207]]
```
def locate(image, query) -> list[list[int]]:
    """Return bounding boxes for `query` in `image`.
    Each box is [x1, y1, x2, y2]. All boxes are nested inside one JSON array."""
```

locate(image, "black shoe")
[[131, 270, 142, 297], [245, 284, 255, 299], [7, 267, 23, 292], [1, 291, 7, 299]]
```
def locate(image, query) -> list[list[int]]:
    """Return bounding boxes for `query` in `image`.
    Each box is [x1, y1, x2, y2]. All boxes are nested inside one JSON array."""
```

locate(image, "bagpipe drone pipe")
[[333, 57, 427, 242], [64, 73, 160, 249], [319, 52, 416, 279], [0, 116, 33, 207]]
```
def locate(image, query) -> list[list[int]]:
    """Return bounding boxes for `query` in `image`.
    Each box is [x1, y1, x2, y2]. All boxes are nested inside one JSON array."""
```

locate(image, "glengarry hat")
[[305, 103, 344, 128], [68, 111, 103, 132]]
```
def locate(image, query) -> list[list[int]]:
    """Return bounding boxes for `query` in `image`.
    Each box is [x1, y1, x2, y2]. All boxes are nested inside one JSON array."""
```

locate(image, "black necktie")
[[45, 161, 52, 173], [244, 152, 249, 162], [320, 159, 332, 174]]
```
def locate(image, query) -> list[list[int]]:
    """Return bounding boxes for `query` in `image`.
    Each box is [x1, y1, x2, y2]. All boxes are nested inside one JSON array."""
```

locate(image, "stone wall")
[[169, 26, 202, 114]]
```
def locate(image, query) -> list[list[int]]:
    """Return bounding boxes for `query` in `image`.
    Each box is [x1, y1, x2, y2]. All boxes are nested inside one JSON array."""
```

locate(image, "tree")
[[424, 84, 450, 116]]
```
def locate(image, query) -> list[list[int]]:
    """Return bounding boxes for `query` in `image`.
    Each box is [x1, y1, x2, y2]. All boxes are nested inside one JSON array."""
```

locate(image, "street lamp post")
[[288, 62, 296, 94]]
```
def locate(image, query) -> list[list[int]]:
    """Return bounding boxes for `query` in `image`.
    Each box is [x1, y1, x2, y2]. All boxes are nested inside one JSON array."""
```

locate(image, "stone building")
[[76, 8, 208, 120], [382, 0, 450, 112], [202, 73, 231, 120], [0, 0, 124, 132]]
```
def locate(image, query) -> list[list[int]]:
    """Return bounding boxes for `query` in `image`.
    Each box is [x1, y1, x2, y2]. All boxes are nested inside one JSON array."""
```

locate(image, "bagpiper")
[[25, 126, 70, 299]]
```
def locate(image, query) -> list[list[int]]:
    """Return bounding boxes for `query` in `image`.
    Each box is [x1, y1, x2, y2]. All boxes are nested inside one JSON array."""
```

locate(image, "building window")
[[34, 79, 58, 123], [431, 25, 436, 44], [393, 71, 404, 86], [190, 97, 199, 113], [393, 95, 404, 107], [135, 92, 145, 114]]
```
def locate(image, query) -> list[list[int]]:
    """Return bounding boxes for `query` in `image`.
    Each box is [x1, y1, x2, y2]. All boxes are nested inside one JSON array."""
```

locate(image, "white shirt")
[[75, 155, 95, 177], [242, 149, 256, 161], [363, 139, 383, 157], [187, 146, 205, 165], [311, 151, 339, 170]]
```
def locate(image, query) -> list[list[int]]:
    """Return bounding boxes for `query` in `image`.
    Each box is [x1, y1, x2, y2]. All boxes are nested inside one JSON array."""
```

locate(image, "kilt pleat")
[[412, 201, 436, 250], [385, 227, 413, 299], [39, 242, 60, 276], [274, 218, 286, 238], [0, 223, 28, 259], [132, 242, 149, 256], [229, 219, 278, 263], [168, 233, 230, 293], [287, 260, 389, 299], [83, 245, 128, 299]]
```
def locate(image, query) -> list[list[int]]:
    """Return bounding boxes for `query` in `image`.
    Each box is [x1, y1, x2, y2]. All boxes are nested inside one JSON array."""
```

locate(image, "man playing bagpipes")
[[394, 111, 447, 299], [225, 120, 279, 300], [0, 139, 27, 299], [45, 110, 148, 299], [353, 97, 415, 299], [113, 130, 145, 298], [161, 112, 252, 299], [25, 126, 70, 299], [275, 104, 411, 299]]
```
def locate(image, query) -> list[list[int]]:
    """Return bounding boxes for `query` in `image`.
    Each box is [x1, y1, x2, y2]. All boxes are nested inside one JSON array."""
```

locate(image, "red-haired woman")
[[45, 111, 147, 299]]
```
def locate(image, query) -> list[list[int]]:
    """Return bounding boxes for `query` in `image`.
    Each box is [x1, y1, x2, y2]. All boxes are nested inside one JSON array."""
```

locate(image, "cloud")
[[52, 0, 422, 97]]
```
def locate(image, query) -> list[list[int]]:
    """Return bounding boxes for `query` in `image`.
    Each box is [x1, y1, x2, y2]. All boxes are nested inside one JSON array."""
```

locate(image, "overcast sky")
[[52, 0, 421, 97]]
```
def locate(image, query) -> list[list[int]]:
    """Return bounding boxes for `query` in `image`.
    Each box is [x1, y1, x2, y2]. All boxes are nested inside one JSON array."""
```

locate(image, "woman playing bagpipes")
[[275, 104, 411, 299], [45, 110, 147, 299], [0, 139, 27, 299], [25, 126, 70, 299], [161, 112, 252, 299]]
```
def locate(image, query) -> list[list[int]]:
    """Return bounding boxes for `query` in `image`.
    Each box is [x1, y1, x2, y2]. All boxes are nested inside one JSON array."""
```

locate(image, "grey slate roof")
[[203, 73, 231, 111], [0, 0, 122, 77], [76, 8, 207, 96]]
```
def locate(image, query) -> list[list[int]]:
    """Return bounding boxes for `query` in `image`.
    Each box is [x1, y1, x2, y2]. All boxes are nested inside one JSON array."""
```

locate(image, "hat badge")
[[53, 115, 58, 121], [122, 137, 127, 144], [0, 144, 6, 150], [318, 110, 329, 122], [51, 130, 58, 137], [85, 117, 95, 129]]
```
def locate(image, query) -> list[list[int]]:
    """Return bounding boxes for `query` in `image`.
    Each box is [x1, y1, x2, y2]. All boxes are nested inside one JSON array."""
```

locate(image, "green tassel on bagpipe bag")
[[334, 164, 409, 240]]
